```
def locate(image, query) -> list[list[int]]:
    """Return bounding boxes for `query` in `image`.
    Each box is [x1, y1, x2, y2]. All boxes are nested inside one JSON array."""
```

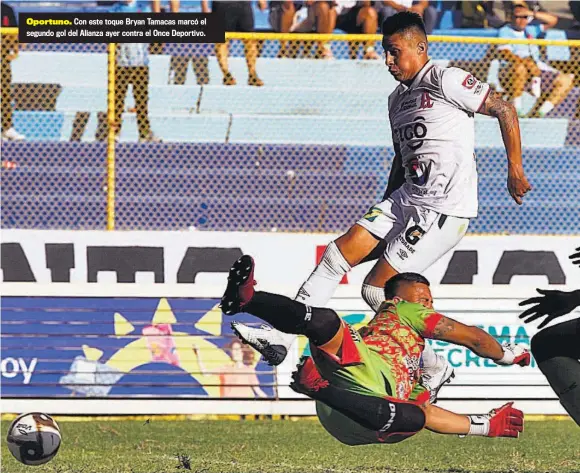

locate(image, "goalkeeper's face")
[[392, 282, 434, 309], [383, 31, 428, 85]]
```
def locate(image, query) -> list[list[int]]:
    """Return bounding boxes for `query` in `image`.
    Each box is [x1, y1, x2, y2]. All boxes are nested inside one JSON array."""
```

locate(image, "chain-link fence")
[[2, 31, 580, 233]]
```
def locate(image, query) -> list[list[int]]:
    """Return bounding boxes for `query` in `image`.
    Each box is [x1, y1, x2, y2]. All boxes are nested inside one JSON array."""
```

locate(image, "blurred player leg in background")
[[532, 318, 580, 426], [210, 0, 265, 86], [520, 283, 580, 426]]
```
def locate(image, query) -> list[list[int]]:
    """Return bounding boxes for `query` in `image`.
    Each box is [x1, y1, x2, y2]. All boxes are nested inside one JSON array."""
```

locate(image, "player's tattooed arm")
[[479, 91, 531, 205], [429, 315, 504, 361], [480, 91, 518, 133], [383, 143, 405, 200]]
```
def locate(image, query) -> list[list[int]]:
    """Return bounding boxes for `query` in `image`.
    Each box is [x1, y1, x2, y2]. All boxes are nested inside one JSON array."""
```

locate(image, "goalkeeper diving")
[[222, 255, 530, 444]]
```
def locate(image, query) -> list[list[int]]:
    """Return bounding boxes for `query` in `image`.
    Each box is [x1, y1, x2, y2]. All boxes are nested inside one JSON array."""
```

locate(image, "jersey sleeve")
[[395, 301, 443, 338], [440, 67, 490, 114]]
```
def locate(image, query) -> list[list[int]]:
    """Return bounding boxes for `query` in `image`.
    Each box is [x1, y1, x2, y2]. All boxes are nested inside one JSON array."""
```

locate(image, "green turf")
[[2, 419, 579, 473]]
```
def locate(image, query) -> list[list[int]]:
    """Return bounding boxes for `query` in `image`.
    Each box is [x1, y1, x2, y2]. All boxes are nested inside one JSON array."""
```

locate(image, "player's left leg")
[[361, 210, 468, 401], [531, 318, 580, 426], [222, 255, 342, 346]]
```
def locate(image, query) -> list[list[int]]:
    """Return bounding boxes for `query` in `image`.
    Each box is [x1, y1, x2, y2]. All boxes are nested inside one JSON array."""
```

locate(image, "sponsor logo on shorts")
[[363, 207, 382, 222], [395, 225, 426, 257], [405, 225, 426, 245]]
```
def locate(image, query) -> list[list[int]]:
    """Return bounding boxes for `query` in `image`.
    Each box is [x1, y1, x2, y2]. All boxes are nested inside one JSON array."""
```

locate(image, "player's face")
[[394, 282, 434, 309], [512, 8, 531, 31], [383, 32, 427, 84]]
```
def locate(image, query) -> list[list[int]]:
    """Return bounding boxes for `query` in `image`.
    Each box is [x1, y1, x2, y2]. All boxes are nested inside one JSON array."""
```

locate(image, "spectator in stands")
[[1, 1, 25, 141], [497, 4, 573, 118], [151, 0, 180, 12], [161, 0, 211, 86], [203, 0, 266, 86], [113, 42, 162, 142], [271, 2, 379, 60], [110, 0, 161, 141], [272, 1, 337, 59], [374, 1, 437, 34], [461, 1, 504, 28], [331, 1, 381, 59], [268, 1, 309, 58]]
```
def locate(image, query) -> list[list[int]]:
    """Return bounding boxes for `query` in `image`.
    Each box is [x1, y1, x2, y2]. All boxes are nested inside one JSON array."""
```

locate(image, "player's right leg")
[[359, 206, 469, 402]]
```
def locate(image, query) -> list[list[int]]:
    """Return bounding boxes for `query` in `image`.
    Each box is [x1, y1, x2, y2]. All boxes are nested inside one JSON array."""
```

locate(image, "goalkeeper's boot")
[[220, 255, 256, 315], [231, 321, 291, 366], [421, 354, 455, 404]]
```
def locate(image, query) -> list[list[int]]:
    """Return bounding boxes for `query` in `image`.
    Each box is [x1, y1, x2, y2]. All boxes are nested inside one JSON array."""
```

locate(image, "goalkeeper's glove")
[[495, 342, 531, 366], [466, 402, 524, 438]]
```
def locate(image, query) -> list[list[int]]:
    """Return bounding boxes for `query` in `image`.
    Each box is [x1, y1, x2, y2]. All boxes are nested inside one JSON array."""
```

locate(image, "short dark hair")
[[382, 11, 427, 38], [384, 272, 430, 299]]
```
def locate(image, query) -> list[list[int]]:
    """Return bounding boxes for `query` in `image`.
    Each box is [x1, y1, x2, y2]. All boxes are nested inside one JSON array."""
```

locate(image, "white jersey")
[[388, 60, 490, 218]]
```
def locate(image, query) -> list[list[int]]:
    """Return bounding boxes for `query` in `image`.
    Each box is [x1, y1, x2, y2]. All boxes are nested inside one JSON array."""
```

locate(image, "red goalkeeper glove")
[[467, 402, 524, 438]]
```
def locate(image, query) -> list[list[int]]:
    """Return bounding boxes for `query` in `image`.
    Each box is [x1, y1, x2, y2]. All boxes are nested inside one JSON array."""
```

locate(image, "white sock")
[[538, 101, 555, 117], [530, 76, 542, 98], [361, 284, 384, 312], [422, 343, 439, 370], [513, 95, 523, 113], [269, 242, 351, 346], [294, 242, 351, 306]]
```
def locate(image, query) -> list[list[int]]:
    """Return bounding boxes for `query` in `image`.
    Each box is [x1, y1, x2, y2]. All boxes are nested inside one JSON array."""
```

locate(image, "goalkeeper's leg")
[[221, 255, 342, 346], [531, 318, 580, 426]]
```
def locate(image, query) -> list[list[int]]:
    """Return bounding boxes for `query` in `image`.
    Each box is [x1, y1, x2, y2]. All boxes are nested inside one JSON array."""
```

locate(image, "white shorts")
[[356, 190, 470, 273]]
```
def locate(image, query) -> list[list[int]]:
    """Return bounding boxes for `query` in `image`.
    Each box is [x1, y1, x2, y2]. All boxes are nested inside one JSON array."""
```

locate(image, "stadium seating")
[[2, 8, 579, 235]]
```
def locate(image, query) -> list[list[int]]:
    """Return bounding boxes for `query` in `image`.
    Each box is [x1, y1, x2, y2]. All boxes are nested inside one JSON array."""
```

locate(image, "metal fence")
[[2, 31, 580, 233]]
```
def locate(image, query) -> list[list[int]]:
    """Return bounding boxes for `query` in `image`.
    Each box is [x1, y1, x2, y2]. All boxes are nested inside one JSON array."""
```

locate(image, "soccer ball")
[[6, 412, 61, 466]]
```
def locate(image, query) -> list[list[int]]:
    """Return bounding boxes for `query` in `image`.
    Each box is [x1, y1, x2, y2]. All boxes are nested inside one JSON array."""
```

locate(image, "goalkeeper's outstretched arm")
[[427, 315, 531, 366], [421, 402, 524, 438]]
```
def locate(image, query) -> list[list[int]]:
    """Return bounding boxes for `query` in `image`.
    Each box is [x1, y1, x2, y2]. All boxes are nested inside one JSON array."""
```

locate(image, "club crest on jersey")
[[420, 92, 433, 109], [462, 74, 477, 90]]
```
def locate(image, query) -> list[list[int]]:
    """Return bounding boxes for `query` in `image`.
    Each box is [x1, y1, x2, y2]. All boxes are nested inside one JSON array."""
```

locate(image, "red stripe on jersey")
[[313, 321, 362, 366], [477, 87, 492, 113]]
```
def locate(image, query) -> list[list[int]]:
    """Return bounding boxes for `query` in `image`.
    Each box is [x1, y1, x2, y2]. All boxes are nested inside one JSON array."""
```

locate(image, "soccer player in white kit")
[[232, 11, 532, 401]]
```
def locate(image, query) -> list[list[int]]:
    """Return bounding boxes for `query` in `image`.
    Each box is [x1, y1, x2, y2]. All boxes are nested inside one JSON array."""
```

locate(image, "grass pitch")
[[1, 418, 579, 473]]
